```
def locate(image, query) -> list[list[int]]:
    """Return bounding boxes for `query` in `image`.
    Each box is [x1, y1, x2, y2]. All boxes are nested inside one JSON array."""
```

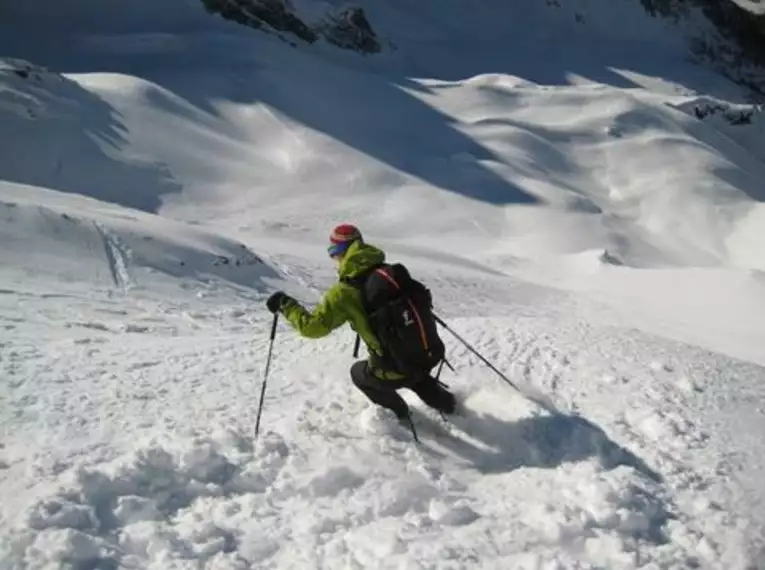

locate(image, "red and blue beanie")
[[328, 224, 362, 257]]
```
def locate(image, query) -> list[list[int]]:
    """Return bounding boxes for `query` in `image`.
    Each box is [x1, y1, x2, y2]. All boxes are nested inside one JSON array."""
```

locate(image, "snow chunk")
[[27, 498, 97, 531], [28, 529, 114, 568], [428, 498, 480, 526], [114, 495, 163, 525], [344, 520, 407, 566], [238, 531, 280, 564], [359, 406, 408, 438], [180, 441, 236, 484], [175, 520, 236, 558], [118, 520, 172, 559], [306, 466, 364, 497], [576, 467, 669, 542], [229, 464, 274, 494], [359, 474, 440, 518], [255, 431, 289, 459], [676, 375, 701, 394], [584, 533, 636, 567]]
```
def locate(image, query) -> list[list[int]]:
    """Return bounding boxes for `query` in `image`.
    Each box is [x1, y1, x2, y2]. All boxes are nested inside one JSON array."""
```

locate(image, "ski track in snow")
[[1, 266, 762, 569], [93, 222, 135, 293]]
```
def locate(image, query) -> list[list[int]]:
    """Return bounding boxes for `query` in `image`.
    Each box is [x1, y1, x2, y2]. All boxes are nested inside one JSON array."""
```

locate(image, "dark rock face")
[[692, 0, 765, 66], [638, 0, 765, 96], [692, 101, 762, 126], [199, 0, 762, 87], [201, 0, 317, 43], [322, 8, 381, 54], [199, 0, 381, 54]]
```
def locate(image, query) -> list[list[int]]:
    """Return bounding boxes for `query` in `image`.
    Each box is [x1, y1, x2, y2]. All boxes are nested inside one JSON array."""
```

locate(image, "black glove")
[[266, 291, 290, 314]]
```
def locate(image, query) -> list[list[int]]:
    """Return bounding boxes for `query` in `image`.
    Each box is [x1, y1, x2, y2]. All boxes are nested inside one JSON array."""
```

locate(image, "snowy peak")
[[1, 60, 71, 121]]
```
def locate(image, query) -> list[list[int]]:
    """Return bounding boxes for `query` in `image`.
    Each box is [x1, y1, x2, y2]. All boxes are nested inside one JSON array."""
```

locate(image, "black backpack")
[[349, 263, 445, 376]]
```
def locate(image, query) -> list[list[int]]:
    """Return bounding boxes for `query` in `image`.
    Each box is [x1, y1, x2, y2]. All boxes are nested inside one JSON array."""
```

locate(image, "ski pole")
[[435, 358, 445, 381], [434, 358, 455, 382], [352, 334, 361, 358], [433, 313, 521, 393], [406, 414, 420, 443], [255, 312, 279, 440]]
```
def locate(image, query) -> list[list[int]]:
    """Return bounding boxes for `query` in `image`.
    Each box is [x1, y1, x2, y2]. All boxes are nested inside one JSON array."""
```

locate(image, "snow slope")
[[2, 0, 765, 568], [729, 0, 765, 16], [2, 194, 763, 567]]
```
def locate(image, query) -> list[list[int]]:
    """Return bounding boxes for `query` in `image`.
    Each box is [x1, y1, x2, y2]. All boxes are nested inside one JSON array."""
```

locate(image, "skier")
[[265, 224, 456, 423]]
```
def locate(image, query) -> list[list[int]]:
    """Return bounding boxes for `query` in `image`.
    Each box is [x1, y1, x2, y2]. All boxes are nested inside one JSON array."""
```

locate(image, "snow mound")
[[674, 96, 765, 166], [1, 432, 253, 569], [0, 181, 279, 294], [0, 428, 467, 568], [0, 58, 181, 213], [4, 49, 764, 271], [0, 419, 700, 570], [358, 405, 413, 439]]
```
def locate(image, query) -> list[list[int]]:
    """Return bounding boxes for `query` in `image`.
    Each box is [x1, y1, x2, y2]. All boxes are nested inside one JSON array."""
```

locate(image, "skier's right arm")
[[280, 284, 349, 339]]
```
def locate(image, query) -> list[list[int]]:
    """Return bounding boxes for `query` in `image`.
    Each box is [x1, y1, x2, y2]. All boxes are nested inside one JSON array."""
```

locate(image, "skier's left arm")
[[278, 285, 349, 339]]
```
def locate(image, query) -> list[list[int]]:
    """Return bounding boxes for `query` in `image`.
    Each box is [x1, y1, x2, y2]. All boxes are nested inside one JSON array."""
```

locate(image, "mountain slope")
[[1, 202, 763, 567], [1, 1, 765, 568]]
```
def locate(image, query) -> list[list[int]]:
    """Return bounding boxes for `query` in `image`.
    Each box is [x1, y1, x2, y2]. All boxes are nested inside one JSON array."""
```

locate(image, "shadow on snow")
[[421, 405, 662, 483]]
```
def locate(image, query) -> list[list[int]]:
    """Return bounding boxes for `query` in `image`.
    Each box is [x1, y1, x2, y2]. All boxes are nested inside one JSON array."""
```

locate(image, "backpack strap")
[[340, 263, 385, 289], [344, 263, 387, 364]]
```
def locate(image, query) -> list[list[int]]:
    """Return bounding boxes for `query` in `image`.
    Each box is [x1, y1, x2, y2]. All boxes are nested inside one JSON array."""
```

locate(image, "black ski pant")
[[350, 360, 456, 420]]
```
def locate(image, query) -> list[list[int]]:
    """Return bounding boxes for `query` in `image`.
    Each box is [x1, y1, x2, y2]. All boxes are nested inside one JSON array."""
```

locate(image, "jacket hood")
[[339, 241, 385, 279]]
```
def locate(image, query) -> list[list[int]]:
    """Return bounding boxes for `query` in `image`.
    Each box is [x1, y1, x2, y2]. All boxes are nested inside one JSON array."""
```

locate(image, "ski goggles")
[[328, 241, 353, 258]]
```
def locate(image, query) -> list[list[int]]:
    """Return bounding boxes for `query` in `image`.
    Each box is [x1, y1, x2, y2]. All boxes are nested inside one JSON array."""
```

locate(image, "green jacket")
[[280, 240, 402, 379]]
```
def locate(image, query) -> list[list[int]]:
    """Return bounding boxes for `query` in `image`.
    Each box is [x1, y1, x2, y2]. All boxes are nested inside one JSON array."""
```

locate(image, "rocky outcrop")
[[321, 7, 381, 54], [639, 0, 765, 96], [200, 0, 381, 54], [201, 0, 316, 42], [691, 100, 763, 126]]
